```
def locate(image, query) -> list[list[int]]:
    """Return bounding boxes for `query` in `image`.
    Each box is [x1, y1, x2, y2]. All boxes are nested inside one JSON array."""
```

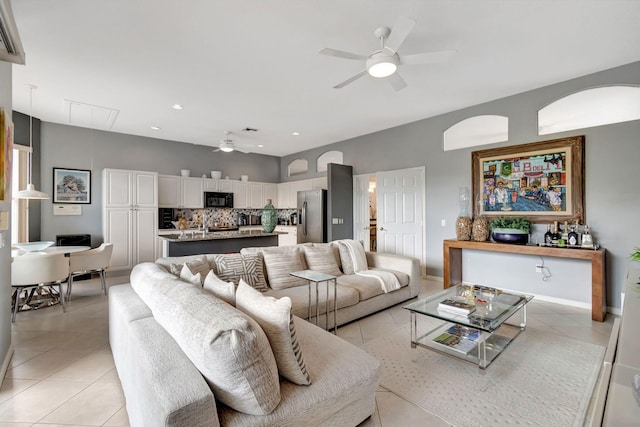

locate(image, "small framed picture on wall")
[[53, 167, 91, 204]]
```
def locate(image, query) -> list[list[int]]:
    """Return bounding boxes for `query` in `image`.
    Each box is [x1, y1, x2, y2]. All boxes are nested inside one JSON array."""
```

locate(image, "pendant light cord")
[[28, 85, 33, 186]]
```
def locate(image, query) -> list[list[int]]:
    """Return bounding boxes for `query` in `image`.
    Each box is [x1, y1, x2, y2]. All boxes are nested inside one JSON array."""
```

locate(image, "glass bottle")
[[551, 221, 560, 245], [261, 199, 277, 233], [472, 196, 489, 241], [455, 187, 472, 240], [544, 224, 553, 246], [568, 222, 579, 247], [581, 224, 594, 248], [561, 221, 569, 241]]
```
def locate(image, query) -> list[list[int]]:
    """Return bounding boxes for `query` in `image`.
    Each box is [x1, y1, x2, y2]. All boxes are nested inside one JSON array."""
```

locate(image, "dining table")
[[11, 244, 92, 312]]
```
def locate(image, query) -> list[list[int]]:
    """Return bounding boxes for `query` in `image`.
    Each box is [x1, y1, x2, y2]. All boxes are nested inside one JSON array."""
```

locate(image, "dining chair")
[[11, 252, 70, 322], [66, 243, 113, 300]]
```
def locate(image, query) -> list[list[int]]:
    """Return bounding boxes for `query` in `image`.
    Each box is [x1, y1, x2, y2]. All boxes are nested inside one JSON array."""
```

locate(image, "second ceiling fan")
[[320, 16, 454, 91]]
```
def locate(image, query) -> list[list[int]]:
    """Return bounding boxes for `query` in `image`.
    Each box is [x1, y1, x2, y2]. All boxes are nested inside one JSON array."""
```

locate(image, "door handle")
[[379, 227, 385, 231], [364, 226, 369, 230]]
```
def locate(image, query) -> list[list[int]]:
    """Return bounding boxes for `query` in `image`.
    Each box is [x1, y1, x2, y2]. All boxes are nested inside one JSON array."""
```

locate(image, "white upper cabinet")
[[203, 178, 218, 191], [312, 177, 327, 190], [264, 183, 277, 206], [158, 175, 203, 208], [232, 181, 249, 208], [104, 169, 158, 208], [289, 179, 312, 207], [277, 182, 290, 209], [249, 182, 264, 209], [219, 180, 234, 193]]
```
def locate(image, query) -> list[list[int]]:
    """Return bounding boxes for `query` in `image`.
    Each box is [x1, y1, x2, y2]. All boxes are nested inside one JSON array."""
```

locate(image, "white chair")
[[66, 243, 113, 300], [11, 252, 70, 322]]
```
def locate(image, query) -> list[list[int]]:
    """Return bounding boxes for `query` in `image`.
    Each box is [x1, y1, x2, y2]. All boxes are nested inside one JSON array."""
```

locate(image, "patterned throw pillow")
[[184, 256, 211, 278], [169, 263, 183, 276], [336, 240, 367, 274], [302, 245, 342, 276], [235, 280, 311, 385], [262, 248, 307, 290], [203, 270, 236, 305], [213, 253, 268, 292]]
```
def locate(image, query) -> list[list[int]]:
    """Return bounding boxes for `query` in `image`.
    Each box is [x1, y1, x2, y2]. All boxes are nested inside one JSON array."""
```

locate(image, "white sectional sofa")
[[109, 241, 420, 426]]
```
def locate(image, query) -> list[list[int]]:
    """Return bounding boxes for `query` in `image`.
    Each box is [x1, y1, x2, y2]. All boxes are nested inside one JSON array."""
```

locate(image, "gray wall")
[[0, 61, 12, 378], [280, 61, 640, 310], [13, 112, 41, 240], [34, 124, 280, 247], [327, 163, 353, 241]]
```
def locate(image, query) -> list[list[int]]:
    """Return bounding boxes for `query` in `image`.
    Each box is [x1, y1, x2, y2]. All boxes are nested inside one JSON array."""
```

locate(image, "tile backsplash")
[[173, 208, 296, 228]]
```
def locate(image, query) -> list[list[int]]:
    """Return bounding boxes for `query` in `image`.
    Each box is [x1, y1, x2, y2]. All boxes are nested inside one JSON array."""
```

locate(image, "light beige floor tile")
[[103, 406, 130, 427], [39, 382, 125, 426], [0, 422, 31, 427], [6, 350, 86, 380], [96, 368, 121, 384], [9, 349, 45, 367], [360, 321, 401, 340], [336, 320, 362, 338], [0, 379, 37, 404], [375, 389, 451, 426], [46, 350, 115, 382], [0, 380, 88, 423]]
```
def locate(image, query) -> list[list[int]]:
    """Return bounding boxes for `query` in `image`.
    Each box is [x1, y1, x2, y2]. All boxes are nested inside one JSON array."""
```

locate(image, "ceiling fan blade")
[[333, 70, 368, 89], [385, 16, 416, 53], [319, 48, 367, 61], [388, 72, 407, 91], [401, 50, 456, 65]]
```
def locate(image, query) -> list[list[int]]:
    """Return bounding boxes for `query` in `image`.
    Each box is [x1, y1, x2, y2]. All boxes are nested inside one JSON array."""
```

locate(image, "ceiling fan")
[[319, 16, 455, 91], [213, 131, 254, 153]]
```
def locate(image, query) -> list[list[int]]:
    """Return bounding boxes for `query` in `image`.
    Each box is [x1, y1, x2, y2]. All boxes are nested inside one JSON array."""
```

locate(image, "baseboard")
[[0, 345, 14, 388]]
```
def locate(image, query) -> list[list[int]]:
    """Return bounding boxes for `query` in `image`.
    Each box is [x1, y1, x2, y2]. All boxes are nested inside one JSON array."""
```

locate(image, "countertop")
[[158, 229, 280, 242]]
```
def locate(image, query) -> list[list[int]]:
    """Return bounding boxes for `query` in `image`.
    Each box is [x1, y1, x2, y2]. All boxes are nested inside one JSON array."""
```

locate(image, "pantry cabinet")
[[158, 175, 203, 208]]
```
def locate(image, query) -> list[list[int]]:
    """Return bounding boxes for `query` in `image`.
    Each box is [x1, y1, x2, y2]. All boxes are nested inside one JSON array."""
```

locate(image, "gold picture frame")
[[471, 136, 585, 223]]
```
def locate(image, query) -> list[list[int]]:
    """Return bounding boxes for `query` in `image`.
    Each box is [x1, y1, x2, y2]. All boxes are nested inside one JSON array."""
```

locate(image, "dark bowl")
[[492, 231, 529, 245]]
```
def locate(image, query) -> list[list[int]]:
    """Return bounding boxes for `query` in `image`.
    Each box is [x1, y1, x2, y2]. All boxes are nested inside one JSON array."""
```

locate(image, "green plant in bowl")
[[489, 217, 531, 244], [631, 247, 640, 263]]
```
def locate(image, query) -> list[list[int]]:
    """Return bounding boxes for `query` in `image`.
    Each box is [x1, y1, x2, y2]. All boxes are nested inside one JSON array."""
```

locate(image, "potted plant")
[[489, 217, 532, 244]]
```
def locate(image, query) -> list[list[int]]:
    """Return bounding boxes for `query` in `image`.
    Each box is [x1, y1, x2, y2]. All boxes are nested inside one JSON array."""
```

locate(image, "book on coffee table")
[[437, 298, 476, 315], [445, 324, 481, 341], [432, 331, 478, 354]]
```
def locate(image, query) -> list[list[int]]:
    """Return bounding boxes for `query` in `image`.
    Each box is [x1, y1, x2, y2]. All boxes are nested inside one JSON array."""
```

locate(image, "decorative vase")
[[491, 228, 529, 245], [472, 196, 489, 241], [455, 187, 472, 240], [261, 199, 277, 233]]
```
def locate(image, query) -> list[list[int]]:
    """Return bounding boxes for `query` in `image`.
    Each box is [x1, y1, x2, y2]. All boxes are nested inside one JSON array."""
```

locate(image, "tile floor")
[[1, 275, 615, 426]]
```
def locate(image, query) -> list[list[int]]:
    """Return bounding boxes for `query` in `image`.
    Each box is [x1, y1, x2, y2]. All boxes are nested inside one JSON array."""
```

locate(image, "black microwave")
[[204, 192, 233, 208]]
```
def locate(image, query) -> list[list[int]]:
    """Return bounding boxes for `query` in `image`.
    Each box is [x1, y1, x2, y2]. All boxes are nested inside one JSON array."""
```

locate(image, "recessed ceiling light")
[[151, 126, 161, 130], [292, 132, 300, 136], [258, 144, 264, 148], [171, 104, 183, 110]]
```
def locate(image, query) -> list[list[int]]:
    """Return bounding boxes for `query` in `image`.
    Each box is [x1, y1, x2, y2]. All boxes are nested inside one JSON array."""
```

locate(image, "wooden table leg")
[[592, 251, 606, 322], [443, 242, 463, 289]]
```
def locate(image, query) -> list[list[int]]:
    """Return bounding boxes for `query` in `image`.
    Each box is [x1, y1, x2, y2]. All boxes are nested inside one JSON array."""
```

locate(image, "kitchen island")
[[158, 229, 279, 256]]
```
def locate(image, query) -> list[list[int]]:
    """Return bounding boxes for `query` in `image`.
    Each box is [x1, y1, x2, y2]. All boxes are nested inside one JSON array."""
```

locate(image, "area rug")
[[360, 323, 604, 427]]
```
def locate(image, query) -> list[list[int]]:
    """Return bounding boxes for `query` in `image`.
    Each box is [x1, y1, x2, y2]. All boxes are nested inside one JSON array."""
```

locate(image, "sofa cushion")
[[369, 267, 410, 287], [130, 263, 281, 415], [262, 248, 308, 290], [203, 270, 236, 305], [179, 267, 202, 286], [265, 284, 360, 320], [236, 280, 311, 385], [336, 274, 385, 301], [302, 245, 342, 277], [336, 240, 368, 274], [212, 253, 268, 292]]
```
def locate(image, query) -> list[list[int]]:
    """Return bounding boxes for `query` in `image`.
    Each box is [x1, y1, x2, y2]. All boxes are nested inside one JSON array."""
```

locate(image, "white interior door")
[[376, 167, 424, 263], [353, 174, 372, 249]]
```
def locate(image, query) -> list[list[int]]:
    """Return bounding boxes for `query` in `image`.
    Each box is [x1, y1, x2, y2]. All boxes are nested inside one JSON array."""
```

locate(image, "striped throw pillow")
[[302, 245, 342, 276], [262, 248, 307, 290], [213, 253, 268, 292]]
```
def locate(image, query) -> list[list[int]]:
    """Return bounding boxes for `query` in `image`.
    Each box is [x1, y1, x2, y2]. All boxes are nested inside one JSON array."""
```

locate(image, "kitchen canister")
[[261, 199, 277, 233], [180, 169, 190, 177]]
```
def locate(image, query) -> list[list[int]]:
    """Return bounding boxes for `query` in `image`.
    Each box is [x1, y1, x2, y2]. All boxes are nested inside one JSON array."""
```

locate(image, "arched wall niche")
[[538, 85, 640, 135], [317, 150, 343, 172], [443, 115, 509, 151], [287, 158, 308, 177]]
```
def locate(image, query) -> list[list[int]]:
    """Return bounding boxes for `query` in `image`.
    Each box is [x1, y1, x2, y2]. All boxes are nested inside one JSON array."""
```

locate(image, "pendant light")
[[15, 84, 49, 199]]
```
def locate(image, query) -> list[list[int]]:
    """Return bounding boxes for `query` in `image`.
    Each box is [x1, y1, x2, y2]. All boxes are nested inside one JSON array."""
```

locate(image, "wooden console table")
[[443, 239, 606, 322]]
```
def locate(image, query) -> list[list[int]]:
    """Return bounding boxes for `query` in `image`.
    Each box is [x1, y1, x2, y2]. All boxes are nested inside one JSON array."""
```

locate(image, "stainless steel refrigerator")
[[297, 189, 327, 243]]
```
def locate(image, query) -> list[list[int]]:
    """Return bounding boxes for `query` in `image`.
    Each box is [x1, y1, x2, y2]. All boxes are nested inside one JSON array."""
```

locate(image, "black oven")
[[204, 192, 234, 208]]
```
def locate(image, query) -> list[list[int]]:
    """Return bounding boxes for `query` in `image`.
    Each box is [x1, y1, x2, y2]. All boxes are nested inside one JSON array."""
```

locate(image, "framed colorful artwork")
[[471, 136, 585, 223], [53, 167, 91, 204]]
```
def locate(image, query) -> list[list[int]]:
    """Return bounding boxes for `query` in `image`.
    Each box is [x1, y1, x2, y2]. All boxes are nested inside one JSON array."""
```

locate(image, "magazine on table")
[[445, 324, 481, 341], [432, 331, 477, 354]]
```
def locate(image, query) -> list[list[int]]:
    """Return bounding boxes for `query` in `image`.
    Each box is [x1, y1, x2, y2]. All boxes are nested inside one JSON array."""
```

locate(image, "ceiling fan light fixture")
[[366, 52, 399, 78], [220, 146, 234, 153]]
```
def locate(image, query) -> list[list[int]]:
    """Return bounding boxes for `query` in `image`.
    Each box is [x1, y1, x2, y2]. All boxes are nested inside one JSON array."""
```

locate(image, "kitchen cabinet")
[[289, 179, 312, 208], [159, 175, 203, 208], [232, 181, 249, 208], [275, 225, 297, 246], [204, 178, 218, 191], [312, 177, 327, 190], [277, 182, 290, 209], [103, 168, 158, 272], [264, 183, 277, 206], [249, 182, 264, 209], [219, 180, 234, 193]]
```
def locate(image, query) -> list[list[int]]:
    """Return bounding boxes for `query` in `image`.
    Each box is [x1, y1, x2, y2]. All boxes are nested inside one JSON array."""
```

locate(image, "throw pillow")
[[337, 239, 368, 274], [262, 248, 307, 290], [148, 283, 281, 415], [235, 280, 311, 385], [169, 263, 183, 276], [302, 245, 342, 276], [203, 270, 236, 305], [184, 256, 211, 279], [179, 267, 202, 286], [213, 253, 268, 292]]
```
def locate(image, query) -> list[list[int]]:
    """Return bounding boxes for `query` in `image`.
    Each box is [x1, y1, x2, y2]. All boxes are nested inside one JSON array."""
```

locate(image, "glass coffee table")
[[404, 284, 533, 369]]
